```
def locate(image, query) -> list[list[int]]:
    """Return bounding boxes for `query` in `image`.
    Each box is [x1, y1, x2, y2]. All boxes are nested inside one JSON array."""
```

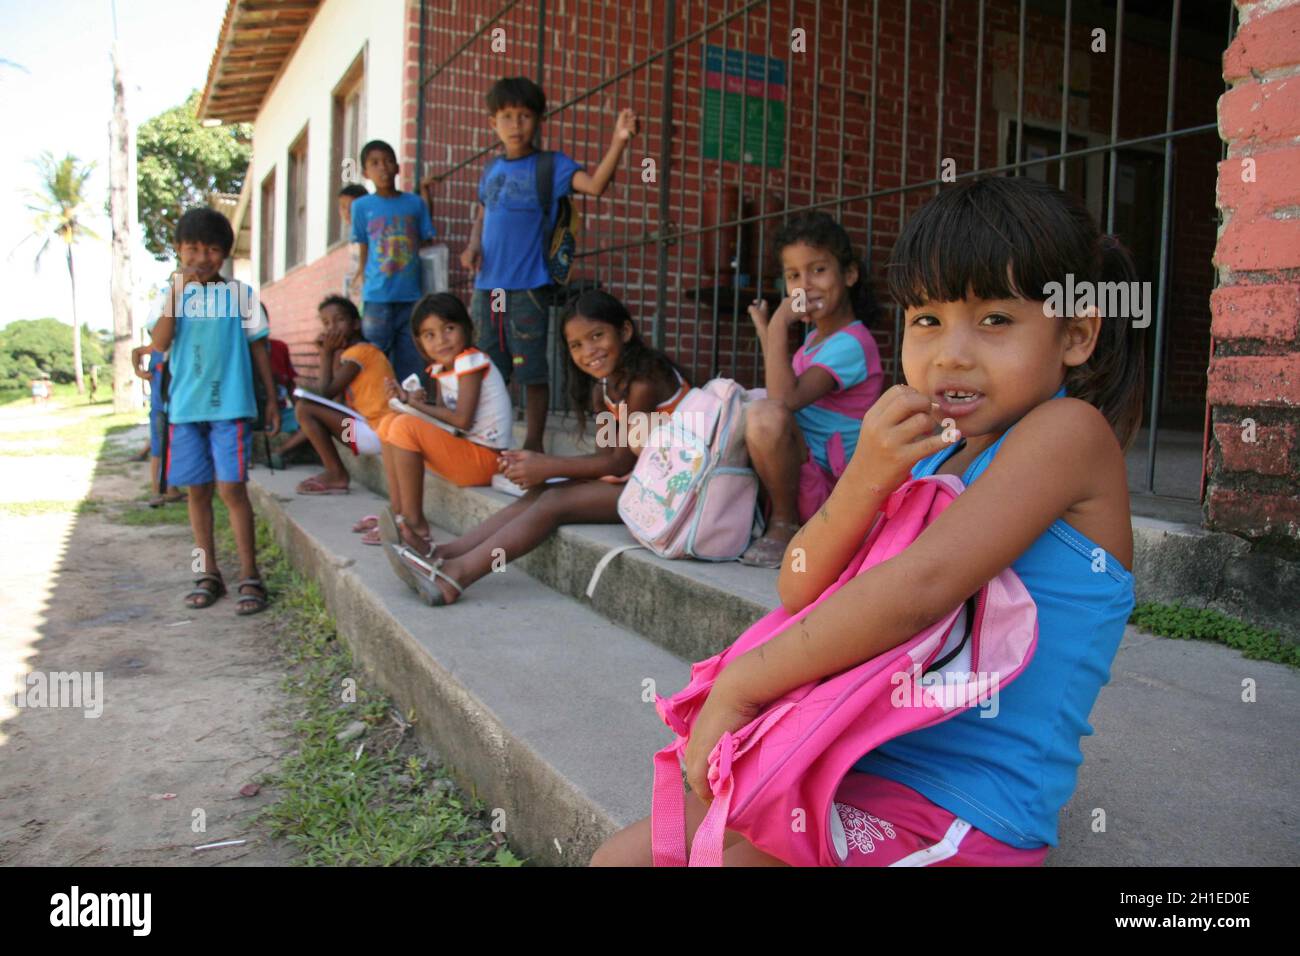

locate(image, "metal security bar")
[[416, 0, 1234, 501]]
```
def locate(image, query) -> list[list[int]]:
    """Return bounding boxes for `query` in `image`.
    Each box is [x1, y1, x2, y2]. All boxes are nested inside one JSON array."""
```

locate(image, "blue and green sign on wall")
[[702, 45, 786, 167]]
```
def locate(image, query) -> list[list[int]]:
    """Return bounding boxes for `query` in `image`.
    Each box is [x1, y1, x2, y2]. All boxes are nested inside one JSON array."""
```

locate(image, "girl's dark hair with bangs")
[[886, 176, 1146, 450], [561, 289, 686, 435], [773, 211, 879, 326], [409, 293, 474, 361]]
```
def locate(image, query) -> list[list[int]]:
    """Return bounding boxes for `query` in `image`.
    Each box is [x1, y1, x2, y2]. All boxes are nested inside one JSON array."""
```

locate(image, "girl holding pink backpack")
[[593, 177, 1143, 866], [388, 289, 688, 605]]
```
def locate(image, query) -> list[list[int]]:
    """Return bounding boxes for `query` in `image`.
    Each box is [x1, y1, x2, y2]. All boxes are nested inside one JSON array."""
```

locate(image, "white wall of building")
[[250, 0, 408, 286]]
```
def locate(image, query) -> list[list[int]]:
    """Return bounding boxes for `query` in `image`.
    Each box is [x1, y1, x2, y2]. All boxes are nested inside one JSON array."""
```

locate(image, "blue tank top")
[[852, 388, 1135, 848]]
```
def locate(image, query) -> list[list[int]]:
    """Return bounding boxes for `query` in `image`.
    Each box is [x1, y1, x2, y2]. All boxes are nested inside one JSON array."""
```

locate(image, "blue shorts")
[[167, 419, 255, 486], [471, 287, 551, 386]]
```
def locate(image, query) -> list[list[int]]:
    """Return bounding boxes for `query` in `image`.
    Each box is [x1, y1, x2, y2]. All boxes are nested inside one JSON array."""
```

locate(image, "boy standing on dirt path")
[[150, 208, 278, 615]]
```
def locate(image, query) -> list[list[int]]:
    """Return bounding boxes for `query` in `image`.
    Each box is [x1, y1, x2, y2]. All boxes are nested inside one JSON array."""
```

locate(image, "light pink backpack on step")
[[650, 473, 1039, 867], [617, 378, 761, 561]]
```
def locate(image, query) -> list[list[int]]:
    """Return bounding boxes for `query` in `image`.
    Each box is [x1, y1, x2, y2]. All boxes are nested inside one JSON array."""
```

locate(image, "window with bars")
[[259, 167, 276, 285], [330, 49, 367, 245]]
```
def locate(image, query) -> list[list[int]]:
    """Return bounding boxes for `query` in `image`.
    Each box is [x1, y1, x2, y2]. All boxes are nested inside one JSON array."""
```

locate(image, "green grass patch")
[[240, 516, 522, 866], [1130, 602, 1299, 668], [110, 499, 192, 526]]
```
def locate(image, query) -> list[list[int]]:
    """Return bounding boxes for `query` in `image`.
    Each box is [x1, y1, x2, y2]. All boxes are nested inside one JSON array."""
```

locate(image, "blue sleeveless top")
[[852, 389, 1135, 848]]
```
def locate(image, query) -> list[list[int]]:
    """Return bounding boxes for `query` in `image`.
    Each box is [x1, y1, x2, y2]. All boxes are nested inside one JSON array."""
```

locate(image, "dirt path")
[[0, 402, 296, 865]]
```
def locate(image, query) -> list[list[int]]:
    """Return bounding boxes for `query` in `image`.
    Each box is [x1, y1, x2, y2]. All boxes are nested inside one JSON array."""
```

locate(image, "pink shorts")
[[830, 773, 1049, 867], [797, 456, 837, 523]]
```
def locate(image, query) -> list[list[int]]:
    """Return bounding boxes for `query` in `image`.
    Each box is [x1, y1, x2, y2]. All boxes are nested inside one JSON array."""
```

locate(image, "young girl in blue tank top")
[[593, 176, 1145, 866]]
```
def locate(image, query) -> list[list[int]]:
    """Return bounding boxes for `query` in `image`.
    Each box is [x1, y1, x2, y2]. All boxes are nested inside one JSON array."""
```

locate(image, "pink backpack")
[[650, 474, 1039, 866], [616, 378, 761, 561]]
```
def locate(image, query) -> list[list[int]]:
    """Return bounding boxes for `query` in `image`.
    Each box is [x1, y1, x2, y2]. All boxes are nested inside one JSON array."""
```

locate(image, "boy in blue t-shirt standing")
[[348, 139, 437, 381], [461, 77, 638, 451], [151, 208, 279, 615]]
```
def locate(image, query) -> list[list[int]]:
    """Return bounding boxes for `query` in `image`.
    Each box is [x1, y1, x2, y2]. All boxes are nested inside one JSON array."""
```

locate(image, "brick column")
[[402, 0, 422, 179], [1207, 0, 1300, 549]]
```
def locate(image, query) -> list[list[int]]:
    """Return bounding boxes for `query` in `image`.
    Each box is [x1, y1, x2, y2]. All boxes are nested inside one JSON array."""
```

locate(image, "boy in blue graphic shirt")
[[348, 139, 437, 381], [461, 77, 638, 451], [151, 208, 279, 615]]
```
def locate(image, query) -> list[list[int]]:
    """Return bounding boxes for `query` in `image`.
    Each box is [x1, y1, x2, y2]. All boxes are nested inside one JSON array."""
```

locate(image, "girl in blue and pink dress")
[[739, 212, 885, 567]]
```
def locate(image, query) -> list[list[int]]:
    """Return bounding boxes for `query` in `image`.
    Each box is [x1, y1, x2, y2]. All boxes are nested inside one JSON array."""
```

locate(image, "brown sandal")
[[235, 578, 269, 616], [185, 573, 226, 609]]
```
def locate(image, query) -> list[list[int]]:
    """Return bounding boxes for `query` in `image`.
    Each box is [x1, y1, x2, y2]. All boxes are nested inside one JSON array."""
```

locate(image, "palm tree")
[[27, 153, 99, 394]]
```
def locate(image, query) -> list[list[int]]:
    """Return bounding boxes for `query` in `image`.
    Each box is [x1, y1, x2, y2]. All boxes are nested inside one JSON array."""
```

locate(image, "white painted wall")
[[249, 0, 408, 286]]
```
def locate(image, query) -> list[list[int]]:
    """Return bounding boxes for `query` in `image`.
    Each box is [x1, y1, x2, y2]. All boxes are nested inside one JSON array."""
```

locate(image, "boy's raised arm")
[[571, 108, 638, 198]]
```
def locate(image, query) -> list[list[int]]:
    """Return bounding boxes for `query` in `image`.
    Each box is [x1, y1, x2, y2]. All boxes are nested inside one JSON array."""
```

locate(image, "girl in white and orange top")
[[372, 293, 512, 552]]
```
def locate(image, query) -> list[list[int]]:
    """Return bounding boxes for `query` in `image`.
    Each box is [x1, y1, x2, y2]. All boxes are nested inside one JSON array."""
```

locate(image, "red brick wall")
[[259, 243, 351, 383], [1206, 0, 1300, 547], [413, 0, 1223, 419]]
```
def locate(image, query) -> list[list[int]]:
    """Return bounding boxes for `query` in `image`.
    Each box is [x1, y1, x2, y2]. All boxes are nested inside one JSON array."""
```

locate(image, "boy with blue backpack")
[[348, 139, 438, 382], [460, 76, 638, 452]]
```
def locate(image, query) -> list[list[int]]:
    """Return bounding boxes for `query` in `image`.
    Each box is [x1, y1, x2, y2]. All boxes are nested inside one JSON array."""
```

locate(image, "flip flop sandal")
[[359, 527, 382, 546], [185, 573, 226, 609], [351, 514, 380, 533], [381, 506, 436, 560], [296, 476, 350, 495], [404, 554, 464, 608], [396, 518, 437, 560], [379, 511, 421, 591], [234, 578, 269, 616]]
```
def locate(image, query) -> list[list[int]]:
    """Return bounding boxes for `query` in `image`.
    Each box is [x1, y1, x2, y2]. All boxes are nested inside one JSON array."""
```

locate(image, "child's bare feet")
[[738, 519, 800, 568]]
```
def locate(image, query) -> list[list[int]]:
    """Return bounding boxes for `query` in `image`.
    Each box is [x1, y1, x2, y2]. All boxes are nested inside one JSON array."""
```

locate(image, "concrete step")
[[248, 466, 689, 867], [338, 445, 777, 663]]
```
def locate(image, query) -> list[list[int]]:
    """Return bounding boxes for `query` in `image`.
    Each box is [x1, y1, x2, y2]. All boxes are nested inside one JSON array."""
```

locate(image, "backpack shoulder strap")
[[535, 150, 555, 229]]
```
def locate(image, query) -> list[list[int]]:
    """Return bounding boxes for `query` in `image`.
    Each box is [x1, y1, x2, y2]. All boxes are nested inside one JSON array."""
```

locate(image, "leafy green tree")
[[25, 152, 100, 393], [0, 318, 106, 388], [137, 90, 252, 261]]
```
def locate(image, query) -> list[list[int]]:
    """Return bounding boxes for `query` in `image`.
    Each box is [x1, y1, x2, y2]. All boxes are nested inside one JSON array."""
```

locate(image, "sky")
[[0, 0, 229, 336]]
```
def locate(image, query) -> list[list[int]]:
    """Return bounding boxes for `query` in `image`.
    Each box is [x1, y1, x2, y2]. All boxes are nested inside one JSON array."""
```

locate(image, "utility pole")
[[108, 4, 138, 412]]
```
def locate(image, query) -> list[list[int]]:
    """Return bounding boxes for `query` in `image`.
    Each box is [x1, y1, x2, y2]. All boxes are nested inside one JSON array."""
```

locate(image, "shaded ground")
[[0, 399, 296, 865]]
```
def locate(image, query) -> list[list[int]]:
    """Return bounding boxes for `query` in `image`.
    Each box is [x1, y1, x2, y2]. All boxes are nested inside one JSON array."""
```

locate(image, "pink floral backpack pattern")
[[617, 378, 762, 561], [650, 473, 1039, 866]]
